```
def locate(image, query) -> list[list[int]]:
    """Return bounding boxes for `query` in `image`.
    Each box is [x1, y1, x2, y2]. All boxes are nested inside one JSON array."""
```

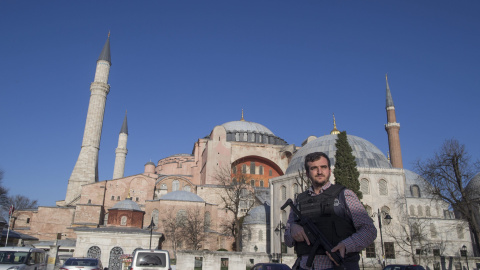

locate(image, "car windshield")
[[0, 251, 29, 264], [65, 259, 99, 266], [135, 253, 166, 267]]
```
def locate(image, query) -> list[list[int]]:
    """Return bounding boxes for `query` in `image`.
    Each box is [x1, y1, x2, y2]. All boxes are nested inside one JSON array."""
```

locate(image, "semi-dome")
[[111, 198, 142, 211], [404, 169, 434, 198], [219, 120, 287, 146], [243, 204, 270, 225], [159, 190, 205, 202], [286, 134, 392, 174]]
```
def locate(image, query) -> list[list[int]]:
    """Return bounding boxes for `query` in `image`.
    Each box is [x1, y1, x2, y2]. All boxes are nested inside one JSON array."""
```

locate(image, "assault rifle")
[[281, 198, 344, 268]]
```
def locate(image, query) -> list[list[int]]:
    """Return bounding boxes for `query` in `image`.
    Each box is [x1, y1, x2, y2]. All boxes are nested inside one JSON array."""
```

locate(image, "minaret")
[[113, 112, 128, 179], [61, 34, 111, 206], [384, 74, 403, 168]]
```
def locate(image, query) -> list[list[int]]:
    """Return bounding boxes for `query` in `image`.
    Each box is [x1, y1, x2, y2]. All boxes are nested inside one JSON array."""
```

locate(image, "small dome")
[[111, 198, 142, 211], [145, 161, 155, 166], [244, 204, 270, 225], [286, 134, 392, 174], [466, 172, 480, 200], [222, 121, 275, 135], [159, 190, 205, 202]]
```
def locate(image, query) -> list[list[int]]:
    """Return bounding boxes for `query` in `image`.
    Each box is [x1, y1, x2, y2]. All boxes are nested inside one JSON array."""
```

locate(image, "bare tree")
[[161, 207, 184, 259], [8, 195, 38, 210], [294, 169, 311, 196], [415, 139, 480, 253], [214, 165, 256, 251], [384, 190, 448, 266], [182, 207, 206, 250]]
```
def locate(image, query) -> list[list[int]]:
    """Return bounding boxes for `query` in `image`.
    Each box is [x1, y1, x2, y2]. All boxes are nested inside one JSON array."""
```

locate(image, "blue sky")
[[1, 1, 479, 206]]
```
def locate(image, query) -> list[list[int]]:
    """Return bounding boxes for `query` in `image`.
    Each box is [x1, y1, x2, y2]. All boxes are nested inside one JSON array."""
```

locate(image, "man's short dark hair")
[[304, 152, 331, 172]]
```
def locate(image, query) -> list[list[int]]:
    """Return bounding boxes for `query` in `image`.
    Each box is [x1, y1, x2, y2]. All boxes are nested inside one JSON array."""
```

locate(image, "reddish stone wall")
[[107, 209, 144, 228]]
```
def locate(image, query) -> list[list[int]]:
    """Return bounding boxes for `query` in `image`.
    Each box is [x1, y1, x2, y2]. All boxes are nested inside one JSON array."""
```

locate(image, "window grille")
[[360, 179, 370, 195], [379, 179, 388, 195]]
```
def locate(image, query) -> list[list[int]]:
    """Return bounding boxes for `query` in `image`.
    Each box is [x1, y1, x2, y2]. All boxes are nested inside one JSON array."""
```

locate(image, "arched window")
[[281, 186, 286, 200], [410, 205, 416, 216], [360, 179, 370, 195], [183, 185, 191, 192], [457, 225, 464, 239], [152, 209, 159, 228], [293, 183, 299, 196], [177, 210, 187, 224], [365, 205, 373, 216], [411, 185, 420, 198], [242, 164, 247, 173], [379, 179, 388, 195], [281, 210, 287, 224], [260, 180, 264, 187], [250, 180, 255, 187], [250, 162, 255, 174], [430, 224, 437, 238], [417, 205, 423, 216], [426, 206, 431, 216], [232, 166, 237, 174], [160, 184, 167, 190], [87, 246, 101, 259], [205, 212, 211, 230], [172, 180, 180, 191], [108, 247, 123, 270], [259, 166, 264, 175], [120, 216, 127, 226]]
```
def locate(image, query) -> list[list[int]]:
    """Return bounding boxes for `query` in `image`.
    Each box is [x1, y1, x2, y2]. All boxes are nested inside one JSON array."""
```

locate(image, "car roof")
[[0, 247, 40, 252]]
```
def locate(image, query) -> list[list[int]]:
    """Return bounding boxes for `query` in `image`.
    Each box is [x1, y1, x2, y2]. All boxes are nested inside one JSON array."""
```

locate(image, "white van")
[[130, 249, 170, 270], [0, 247, 46, 270]]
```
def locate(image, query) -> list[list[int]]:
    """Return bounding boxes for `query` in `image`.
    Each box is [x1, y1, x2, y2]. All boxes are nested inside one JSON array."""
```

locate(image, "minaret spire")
[[330, 113, 340, 135], [384, 74, 403, 168], [61, 34, 112, 206], [113, 111, 129, 179], [240, 109, 245, 121]]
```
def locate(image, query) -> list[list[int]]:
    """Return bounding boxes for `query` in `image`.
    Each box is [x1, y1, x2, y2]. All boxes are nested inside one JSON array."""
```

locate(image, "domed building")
[[271, 128, 470, 267], [11, 37, 474, 270]]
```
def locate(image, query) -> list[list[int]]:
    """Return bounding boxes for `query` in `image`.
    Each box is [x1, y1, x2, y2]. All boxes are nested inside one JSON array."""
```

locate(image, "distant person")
[[285, 152, 377, 270]]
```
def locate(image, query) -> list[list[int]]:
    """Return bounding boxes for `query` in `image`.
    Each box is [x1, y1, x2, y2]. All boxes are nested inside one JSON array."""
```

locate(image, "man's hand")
[[326, 242, 346, 266], [290, 223, 310, 245]]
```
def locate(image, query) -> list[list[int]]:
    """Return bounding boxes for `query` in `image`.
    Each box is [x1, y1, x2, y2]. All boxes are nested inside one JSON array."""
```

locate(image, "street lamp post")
[[274, 221, 286, 263], [374, 209, 392, 269], [147, 217, 155, 250], [461, 245, 469, 270]]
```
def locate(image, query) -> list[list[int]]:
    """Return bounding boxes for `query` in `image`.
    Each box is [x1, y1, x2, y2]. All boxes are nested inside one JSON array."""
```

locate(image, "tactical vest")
[[295, 184, 359, 264]]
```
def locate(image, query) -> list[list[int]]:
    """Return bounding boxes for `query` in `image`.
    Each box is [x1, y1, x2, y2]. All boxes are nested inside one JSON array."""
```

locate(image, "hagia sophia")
[[10, 35, 476, 270]]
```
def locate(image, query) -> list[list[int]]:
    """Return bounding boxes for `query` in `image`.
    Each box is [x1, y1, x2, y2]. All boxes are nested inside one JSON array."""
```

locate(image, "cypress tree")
[[333, 131, 362, 199]]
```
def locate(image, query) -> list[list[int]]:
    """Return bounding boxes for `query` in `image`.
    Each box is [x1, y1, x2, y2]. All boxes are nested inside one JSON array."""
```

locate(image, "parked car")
[[0, 246, 46, 270], [60, 258, 104, 270], [251, 263, 292, 270], [383, 264, 426, 270], [130, 249, 171, 270]]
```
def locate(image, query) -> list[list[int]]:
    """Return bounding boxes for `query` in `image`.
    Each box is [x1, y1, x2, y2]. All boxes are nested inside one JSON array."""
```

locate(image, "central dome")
[[219, 120, 287, 146], [221, 121, 275, 135], [285, 134, 392, 174]]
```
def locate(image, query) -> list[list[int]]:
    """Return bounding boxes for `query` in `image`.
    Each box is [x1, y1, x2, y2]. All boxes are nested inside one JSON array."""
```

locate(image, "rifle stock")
[[281, 198, 343, 267]]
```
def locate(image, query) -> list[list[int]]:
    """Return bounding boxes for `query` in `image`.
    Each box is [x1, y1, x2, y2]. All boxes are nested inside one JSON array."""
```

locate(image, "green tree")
[[333, 131, 362, 199]]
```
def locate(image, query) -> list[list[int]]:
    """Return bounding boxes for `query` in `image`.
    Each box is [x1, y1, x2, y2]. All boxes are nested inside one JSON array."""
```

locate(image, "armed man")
[[284, 152, 377, 270]]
